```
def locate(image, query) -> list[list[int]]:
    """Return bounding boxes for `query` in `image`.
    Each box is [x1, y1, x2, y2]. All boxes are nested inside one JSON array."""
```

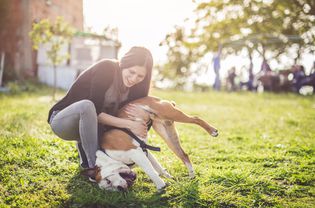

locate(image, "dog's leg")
[[157, 101, 218, 137], [152, 120, 195, 178], [147, 151, 173, 178], [127, 149, 166, 190]]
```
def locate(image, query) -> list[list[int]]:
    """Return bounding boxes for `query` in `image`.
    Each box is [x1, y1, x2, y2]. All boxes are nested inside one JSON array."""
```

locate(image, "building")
[[0, 0, 120, 88], [37, 32, 120, 89]]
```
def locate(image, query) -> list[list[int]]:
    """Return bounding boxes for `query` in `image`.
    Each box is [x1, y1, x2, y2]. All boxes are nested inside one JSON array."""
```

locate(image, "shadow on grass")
[[163, 178, 202, 208], [63, 172, 180, 208]]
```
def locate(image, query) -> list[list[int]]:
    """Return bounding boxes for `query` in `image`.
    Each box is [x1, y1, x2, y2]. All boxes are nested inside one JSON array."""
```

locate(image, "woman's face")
[[122, 66, 147, 87]]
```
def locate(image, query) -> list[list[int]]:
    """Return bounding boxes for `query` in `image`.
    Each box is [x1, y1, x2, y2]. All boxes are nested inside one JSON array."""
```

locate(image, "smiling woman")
[[47, 46, 153, 181], [122, 66, 146, 87]]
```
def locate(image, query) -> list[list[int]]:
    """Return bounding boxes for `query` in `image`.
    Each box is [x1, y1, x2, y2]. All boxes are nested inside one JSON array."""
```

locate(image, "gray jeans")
[[50, 100, 98, 168]]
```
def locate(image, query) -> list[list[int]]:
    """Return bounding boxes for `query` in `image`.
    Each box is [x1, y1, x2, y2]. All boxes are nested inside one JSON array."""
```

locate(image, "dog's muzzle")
[[119, 171, 137, 188]]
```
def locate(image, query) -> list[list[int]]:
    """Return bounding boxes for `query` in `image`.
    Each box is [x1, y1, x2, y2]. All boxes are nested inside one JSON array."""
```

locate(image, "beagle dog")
[[94, 96, 218, 191]]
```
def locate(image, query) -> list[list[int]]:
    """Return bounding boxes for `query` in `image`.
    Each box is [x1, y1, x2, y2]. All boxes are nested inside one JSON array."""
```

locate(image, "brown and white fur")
[[95, 96, 218, 191]]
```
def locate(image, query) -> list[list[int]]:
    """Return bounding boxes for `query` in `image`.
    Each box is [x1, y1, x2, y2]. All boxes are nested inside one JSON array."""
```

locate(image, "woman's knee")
[[79, 100, 96, 115]]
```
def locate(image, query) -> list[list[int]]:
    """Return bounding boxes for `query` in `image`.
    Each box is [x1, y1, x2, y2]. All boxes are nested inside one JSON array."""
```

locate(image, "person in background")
[[291, 64, 306, 92], [227, 67, 237, 91], [292, 64, 315, 92], [212, 45, 222, 91], [240, 63, 255, 91]]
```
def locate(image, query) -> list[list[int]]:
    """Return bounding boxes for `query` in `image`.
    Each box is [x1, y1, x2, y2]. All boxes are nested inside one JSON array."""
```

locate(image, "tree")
[[195, 0, 314, 59], [0, 0, 21, 81], [29, 17, 74, 100], [160, 0, 315, 87], [158, 26, 200, 88]]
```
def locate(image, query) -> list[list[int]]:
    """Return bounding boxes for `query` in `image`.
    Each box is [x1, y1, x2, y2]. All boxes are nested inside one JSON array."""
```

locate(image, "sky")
[[83, 0, 195, 63]]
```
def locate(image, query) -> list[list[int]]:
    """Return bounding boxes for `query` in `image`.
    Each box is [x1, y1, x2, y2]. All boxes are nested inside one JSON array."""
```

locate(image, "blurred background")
[[0, 0, 314, 94]]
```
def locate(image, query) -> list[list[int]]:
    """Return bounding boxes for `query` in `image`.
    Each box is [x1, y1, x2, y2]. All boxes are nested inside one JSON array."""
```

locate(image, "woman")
[[48, 46, 153, 180]]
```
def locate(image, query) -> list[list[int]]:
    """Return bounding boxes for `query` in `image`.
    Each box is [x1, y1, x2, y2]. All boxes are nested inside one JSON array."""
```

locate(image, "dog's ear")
[[81, 166, 100, 181], [95, 167, 102, 183], [80, 167, 94, 177]]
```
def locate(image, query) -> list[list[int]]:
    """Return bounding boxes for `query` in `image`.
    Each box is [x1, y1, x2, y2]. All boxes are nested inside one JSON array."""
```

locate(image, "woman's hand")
[[125, 104, 149, 121], [127, 120, 147, 139]]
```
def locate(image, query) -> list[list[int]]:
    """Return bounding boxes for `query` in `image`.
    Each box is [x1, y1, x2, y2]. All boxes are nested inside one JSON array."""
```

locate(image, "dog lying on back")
[[92, 96, 218, 191]]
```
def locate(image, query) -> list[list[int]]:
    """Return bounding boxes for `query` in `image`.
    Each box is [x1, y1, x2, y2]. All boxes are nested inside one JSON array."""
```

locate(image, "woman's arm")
[[97, 112, 147, 138]]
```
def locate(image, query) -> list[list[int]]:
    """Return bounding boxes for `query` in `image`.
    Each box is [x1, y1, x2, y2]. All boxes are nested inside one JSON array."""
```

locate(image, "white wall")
[[38, 66, 78, 90], [37, 36, 118, 90]]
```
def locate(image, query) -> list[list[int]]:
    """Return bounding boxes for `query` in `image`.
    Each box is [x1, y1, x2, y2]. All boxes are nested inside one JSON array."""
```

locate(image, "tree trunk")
[[0, 52, 5, 86], [53, 65, 56, 101], [294, 46, 302, 64], [247, 47, 253, 70]]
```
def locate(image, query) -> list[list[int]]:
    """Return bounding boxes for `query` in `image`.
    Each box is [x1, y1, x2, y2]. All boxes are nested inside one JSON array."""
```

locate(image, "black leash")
[[107, 119, 160, 152], [98, 119, 160, 166], [117, 127, 161, 152]]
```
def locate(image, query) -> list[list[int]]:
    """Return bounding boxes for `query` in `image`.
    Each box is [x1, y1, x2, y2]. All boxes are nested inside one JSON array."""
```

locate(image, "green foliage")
[[158, 27, 202, 88], [29, 17, 74, 100], [0, 88, 315, 207], [29, 17, 74, 67], [4, 80, 50, 95], [160, 0, 315, 86], [192, 0, 314, 58]]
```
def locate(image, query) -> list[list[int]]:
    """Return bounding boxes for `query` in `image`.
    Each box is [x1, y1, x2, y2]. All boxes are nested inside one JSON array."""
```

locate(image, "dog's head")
[[97, 170, 137, 191], [95, 150, 137, 191]]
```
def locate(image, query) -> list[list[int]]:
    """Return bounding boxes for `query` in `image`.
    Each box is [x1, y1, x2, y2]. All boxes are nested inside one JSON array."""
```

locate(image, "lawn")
[[0, 83, 314, 207]]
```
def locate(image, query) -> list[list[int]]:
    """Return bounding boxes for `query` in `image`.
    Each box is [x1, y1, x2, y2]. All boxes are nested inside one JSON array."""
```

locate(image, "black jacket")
[[47, 59, 118, 123]]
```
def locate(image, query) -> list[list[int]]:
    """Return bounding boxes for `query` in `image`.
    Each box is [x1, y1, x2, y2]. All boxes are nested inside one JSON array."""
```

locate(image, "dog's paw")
[[156, 182, 168, 194], [156, 180, 166, 191], [161, 169, 173, 179], [211, 130, 219, 137], [189, 171, 195, 179], [163, 172, 173, 179]]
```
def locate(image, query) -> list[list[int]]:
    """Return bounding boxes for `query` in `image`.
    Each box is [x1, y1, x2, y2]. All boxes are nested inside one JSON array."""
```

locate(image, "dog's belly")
[[105, 149, 140, 166]]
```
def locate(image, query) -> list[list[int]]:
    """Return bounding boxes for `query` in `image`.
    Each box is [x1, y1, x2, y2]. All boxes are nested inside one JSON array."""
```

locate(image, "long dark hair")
[[119, 46, 153, 102]]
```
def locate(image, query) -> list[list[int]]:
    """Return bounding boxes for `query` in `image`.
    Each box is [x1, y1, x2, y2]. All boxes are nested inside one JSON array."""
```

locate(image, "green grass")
[[0, 84, 314, 207]]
